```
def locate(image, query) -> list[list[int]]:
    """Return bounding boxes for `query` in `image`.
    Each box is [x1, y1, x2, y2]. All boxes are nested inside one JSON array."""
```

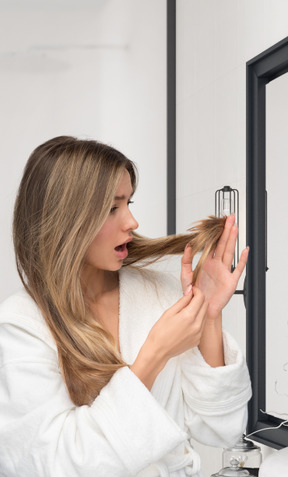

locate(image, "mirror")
[[246, 36, 288, 449], [266, 72, 288, 423]]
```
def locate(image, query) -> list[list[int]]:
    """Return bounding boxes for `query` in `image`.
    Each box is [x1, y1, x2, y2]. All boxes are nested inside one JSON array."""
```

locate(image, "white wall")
[[0, 0, 167, 301], [176, 1, 288, 475]]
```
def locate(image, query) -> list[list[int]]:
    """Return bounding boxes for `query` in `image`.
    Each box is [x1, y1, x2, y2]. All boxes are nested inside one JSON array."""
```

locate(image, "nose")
[[124, 208, 139, 232]]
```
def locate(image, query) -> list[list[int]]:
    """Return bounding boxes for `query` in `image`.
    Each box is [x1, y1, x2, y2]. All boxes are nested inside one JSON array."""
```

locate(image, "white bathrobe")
[[0, 266, 252, 477]]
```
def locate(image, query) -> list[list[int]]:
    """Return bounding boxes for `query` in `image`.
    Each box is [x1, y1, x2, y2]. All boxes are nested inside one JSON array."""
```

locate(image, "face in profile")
[[83, 169, 139, 274]]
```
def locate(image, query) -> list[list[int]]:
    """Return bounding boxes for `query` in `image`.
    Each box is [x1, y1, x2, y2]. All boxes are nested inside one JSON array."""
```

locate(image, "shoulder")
[[0, 289, 55, 348], [0, 288, 40, 317]]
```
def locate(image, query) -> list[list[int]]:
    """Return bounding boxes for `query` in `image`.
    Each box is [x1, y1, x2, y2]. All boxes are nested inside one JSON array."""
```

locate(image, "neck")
[[81, 267, 119, 303]]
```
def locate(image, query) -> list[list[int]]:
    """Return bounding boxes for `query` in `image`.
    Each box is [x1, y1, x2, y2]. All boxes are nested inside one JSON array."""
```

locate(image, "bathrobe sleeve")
[[120, 267, 251, 451], [0, 295, 187, 477], [136, 268, 252, 450], [180, 331, 252, 448]]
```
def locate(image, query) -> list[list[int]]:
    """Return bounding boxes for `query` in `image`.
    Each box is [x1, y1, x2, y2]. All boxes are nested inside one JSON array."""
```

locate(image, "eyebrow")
[[114, 193, 134, 201]]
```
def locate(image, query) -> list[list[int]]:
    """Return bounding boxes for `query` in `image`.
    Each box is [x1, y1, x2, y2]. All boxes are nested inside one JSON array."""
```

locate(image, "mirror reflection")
[[266, 72, 288, 417]]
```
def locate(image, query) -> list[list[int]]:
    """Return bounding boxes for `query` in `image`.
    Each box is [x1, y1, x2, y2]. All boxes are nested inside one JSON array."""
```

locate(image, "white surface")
[[259, 447, 288, 476]]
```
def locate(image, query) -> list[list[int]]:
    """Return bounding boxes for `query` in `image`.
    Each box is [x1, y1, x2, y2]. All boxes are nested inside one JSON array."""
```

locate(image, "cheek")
[[86, 223, 115, 257], [96, 221, 115, 241]]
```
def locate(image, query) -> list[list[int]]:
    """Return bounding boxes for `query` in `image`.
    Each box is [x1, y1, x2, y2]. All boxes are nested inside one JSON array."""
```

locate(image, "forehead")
[[115, 169, 133, 198]]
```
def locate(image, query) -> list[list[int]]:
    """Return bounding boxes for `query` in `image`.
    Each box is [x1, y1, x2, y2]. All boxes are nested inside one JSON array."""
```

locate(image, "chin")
[[109, 261, 124, 272]]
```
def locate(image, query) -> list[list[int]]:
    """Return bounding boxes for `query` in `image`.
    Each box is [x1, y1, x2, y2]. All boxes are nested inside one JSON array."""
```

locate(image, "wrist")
[[130, 342, 167, 390], [206, 306, 223, 322], [205, 311, 222, 326], [199, 313, 224, 367]]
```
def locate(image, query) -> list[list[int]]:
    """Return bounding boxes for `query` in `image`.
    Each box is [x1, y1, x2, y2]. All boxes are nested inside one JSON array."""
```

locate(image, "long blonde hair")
[[13, 136, 225, 405]]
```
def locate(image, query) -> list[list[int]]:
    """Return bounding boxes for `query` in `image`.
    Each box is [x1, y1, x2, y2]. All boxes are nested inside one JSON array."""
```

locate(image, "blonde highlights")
[[127, 215, 226, 284], [13, 135, 225, 406]]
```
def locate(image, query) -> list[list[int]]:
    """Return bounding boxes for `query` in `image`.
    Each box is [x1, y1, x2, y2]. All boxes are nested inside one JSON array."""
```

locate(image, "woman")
[[0, 136, 251, 477]]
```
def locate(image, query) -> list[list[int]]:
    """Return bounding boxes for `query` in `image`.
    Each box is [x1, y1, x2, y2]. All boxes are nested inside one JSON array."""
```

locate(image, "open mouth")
[[114, 242, 129, 259], [115, 243, 126, 252]]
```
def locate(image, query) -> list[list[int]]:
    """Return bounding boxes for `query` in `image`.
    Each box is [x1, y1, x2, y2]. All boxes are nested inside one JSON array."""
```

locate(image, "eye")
[[128, 200, 134, 206], [110, 206, 118, 214]]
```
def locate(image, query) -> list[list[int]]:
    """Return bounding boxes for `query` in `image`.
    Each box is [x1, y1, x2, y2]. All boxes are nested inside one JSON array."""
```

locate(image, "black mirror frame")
[[167, 0, 176, 235], [246, 36, 288, 449]]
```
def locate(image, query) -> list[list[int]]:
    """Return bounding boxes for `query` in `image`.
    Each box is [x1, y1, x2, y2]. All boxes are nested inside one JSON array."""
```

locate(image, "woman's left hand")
[[181, 214, 249, 321]]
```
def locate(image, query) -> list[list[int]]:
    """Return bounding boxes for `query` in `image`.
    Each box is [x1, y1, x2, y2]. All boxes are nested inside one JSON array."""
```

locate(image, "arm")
[[198, 312, 224, 367], [126, 264, 251, 449], [179, 215, 251, 446], [130, 285, 208, 389], [181, 330, 252, 448], [181, 214, 249, 367], [130, 214, 248, 386]]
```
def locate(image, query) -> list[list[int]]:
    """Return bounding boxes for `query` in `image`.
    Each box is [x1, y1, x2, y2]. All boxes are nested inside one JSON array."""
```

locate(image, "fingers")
[[222, 223, 238, 269], [154, 286, 208, 362], [185, 286, 208, 317], [181, 243, 194, 293], [185, 287, 209, 336], [180, 286, 208, 332], [215, 214, 235, 259], [166, 285, 207, 322], [232, 246, 249, 282], [213, 214, 240, 270], [166, 285, 194, 316]]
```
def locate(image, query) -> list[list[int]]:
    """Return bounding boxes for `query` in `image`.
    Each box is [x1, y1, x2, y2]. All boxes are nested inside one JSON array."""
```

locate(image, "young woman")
[[0, 136, 251, 477]]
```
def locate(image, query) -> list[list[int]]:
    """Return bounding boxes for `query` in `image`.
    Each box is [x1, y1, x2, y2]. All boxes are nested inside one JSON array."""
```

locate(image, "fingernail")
[[184, 284, 193, 296]]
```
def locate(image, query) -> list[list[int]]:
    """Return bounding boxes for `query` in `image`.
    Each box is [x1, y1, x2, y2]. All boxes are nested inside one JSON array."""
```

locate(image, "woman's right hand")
[[130, 287, 208, 389]]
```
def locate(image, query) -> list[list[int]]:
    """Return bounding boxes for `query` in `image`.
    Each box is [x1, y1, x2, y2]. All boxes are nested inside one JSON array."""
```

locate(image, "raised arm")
[[180, 214, 249, 367], [130, 286, 208, 389]]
